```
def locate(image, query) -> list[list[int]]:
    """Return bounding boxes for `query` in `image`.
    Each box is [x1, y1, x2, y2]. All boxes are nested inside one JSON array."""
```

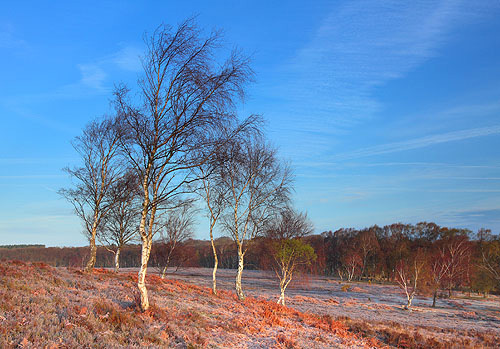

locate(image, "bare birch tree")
[[429, 246, 451, 307], [60, 116, 124, 272], [97, 172, 140, 272], [395, 249, 426, 310], [155, 204, 195, 278], [194, 161, 227, 295], [481, 239, 500, 285], [219, 136, 291, 300], [442, 236, 470, 297], [192, 118, 261, 295], [114, 19, 252, 311], [357, 228, 379, 279], [265, 207, 314, 240], [341, 252, 363, 282]]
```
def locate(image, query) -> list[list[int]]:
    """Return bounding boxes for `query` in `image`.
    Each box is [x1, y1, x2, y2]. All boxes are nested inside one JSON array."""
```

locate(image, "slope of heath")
[[0, 261, 376, 348]]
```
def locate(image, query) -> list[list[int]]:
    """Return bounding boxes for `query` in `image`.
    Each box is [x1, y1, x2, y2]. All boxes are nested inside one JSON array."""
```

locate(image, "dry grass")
[[339, 316, 500, 348], [2, 261, 498, 348], [0, 261, 375, 348]]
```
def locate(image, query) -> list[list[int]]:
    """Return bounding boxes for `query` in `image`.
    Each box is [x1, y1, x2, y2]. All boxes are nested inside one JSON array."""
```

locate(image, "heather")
[[2, 261, 500, 348], [0, 261, 375, 348], [160, 267, 500, 348]]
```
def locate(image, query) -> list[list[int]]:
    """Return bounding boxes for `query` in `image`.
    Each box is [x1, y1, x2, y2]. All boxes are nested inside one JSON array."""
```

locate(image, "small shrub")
[[460, 311, 478, 319], [276, 333, 297, 348], [341, 284, 351, 292], [93, 300, 134, 330]]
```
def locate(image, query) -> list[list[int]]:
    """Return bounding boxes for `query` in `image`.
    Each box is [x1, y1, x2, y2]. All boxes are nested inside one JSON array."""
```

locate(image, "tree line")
[[3, 221, 500, 307], [309, 223, 500, 307]]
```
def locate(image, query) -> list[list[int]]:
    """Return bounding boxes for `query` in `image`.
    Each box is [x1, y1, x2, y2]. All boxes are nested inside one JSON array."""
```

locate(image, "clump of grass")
[[93, 299, 135, 330]]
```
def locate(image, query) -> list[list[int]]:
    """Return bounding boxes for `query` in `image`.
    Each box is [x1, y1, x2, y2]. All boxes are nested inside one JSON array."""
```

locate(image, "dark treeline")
[[0, 245, 141, 268], [0, 244, 45, 249], [3, 221, 499, 297], [0, 238, 237, 270]]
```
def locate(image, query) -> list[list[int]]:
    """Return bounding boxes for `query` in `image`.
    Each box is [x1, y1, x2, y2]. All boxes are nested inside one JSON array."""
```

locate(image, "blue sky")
[[1, 1, 500, 246]]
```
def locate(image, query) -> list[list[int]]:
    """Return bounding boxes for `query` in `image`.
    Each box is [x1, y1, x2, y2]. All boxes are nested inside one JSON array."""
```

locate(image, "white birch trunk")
[[406, 295, 414, 309], [277, 281, 286, 305], [235, 247, 245, 300], [137, 186, 151, 311], [160, 245, 173, 279], [138, 235, 152, 311], [85, 214, 99, 272], [114, 247, 121, 273], [211, 238, 218, 295]]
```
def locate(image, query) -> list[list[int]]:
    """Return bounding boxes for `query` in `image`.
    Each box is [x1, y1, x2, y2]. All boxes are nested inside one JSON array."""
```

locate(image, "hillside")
[[2, 260, 500, 348], [0, 261, 376, 348], [2, 261, 500, 348]]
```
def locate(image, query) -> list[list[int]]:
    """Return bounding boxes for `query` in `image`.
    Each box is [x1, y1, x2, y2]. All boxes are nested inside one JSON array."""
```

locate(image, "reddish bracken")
[[0, 261, 380, 348], [1, 261, 498, 348]]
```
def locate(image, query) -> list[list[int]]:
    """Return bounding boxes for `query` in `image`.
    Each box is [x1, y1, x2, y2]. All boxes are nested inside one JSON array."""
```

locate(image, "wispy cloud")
[[77, 64, 107, 90], [434, 208, 500, 231], [76, 45, 142, 91], [0, 44, 143, 132], [110, 46, 143, 72], [0, 175, 65, 179], [0, 157, 75, 165], [263, 0, 500, 165], [331, 124, 500, 160], [275, 1, 476, 130], [1, 103, 79, 134], [0, 25, 27, 50], [3, 45, 142, 103], [352, 162, 500, 169], [295, 160, 500, 170]]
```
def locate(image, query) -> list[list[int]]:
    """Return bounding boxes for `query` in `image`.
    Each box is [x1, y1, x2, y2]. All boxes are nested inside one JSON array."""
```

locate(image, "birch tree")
[[266, 207, 314, 240], [193, 118, 260, 295], [395, 249, 426, 310], [114, 19, 252, 311], [97, 172, 140, 272], [481, 238, 500, 285], [341, 251, 363, 282], [273, 239, 316, 305], [220, 136, 291, 300], [357, 228, 379, 279], [442, 236, 471, 297], [429, 245, 451, 307], [60, 116, 124, 272], [155, 204, 195, 278], [195, 160, 227, 295]]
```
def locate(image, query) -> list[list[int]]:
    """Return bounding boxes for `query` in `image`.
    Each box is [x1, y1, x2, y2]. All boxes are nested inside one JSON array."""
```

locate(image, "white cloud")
[[78, 63, 107, 90], [111, 46, 143, 72], [76, 45, 142, 90], [267, 0, 500, 149], [331, 124, 500, 160]]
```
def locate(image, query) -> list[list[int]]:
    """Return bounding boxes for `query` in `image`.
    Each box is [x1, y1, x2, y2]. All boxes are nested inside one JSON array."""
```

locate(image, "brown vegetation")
[[341, 317, 500, 348], [0, 261, 377, 348]]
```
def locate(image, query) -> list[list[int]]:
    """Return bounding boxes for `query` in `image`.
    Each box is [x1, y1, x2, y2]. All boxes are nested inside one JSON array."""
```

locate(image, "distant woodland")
[[2, 222, 499, 297]]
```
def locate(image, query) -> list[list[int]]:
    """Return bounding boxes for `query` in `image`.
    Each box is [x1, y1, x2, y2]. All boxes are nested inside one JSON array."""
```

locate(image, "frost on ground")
[[2, 261, 499, 348], [0, 261, 375, 348], [149, 267, 500, 347]]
